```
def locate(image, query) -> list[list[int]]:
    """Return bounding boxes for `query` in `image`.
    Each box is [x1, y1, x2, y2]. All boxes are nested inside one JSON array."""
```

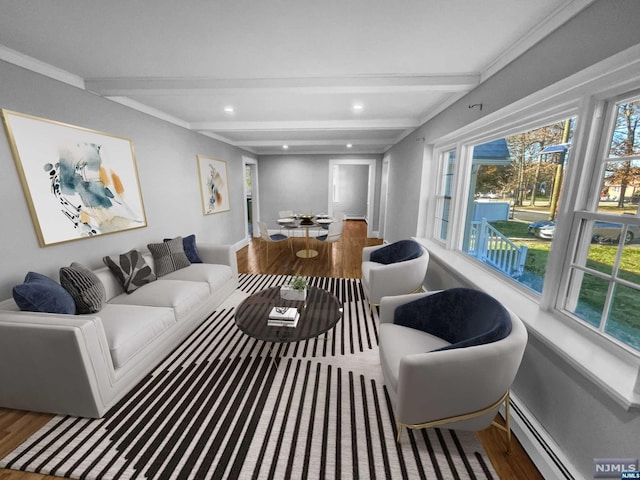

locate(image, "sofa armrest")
[[197, 243, 238, 277], [0, 311, 114, 417]]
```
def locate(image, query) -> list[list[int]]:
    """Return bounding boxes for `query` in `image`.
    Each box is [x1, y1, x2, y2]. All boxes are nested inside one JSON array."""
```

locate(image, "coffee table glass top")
[[235, 286, 342, 343]]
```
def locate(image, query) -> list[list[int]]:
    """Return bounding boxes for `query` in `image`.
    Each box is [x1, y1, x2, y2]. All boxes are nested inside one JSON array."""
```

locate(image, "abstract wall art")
[[197, 155, 230, 215], [1, 110, 147, 246]]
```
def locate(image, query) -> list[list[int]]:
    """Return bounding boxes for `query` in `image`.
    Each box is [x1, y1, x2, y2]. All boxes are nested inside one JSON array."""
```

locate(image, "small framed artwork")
[[1, 109, 147, 247], [197, 154, 230, 214]]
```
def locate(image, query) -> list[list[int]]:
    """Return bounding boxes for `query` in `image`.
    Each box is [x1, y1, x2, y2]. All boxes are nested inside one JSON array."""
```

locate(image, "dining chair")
[[278, 210, 298, 239], [258, 221, 292, 264], [315, 220, 344, 264], [322, 210, 345, 230], [278, 210, 294, 218]]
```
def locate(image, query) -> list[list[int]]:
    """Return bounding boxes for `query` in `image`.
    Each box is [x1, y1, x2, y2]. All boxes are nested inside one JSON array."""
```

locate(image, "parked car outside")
[[528, 219, 639, 244], [527, 220, 555, 240]]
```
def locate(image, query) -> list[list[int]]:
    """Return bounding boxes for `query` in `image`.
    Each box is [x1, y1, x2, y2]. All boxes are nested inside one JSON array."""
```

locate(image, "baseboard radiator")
[[507, 392, 578, 479]]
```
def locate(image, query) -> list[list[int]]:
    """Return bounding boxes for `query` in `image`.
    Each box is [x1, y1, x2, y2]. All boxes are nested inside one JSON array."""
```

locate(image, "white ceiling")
[[0, 0, 593, 155]]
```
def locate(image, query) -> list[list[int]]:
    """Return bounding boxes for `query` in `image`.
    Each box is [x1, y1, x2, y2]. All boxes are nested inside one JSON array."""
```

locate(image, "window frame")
[[556, 91, 640, 353], [417, 45, 640, 409], [433, 149, 456, 243]]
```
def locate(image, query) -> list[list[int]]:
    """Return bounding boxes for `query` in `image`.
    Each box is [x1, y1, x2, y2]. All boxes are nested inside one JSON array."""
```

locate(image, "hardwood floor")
[[0, 220, 542, 479]]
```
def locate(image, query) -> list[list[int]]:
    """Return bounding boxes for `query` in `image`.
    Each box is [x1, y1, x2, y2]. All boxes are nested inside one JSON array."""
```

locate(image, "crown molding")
[[481, 0, 597, 82], [0, 44, 85, 89]]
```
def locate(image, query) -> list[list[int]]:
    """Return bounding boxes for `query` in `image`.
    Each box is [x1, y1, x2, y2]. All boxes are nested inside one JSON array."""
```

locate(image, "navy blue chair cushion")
[[164, 234, 202, 263], [13, 271, 76, 314], [270, 233, 288, 241], [370, 239, 423, 265], [393, 288, 511, 351]]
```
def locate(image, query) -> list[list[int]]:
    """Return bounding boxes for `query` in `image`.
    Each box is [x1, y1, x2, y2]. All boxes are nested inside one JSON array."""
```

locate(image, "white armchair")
[[378, 288, 528, 451], [361, 240, 429, 308]]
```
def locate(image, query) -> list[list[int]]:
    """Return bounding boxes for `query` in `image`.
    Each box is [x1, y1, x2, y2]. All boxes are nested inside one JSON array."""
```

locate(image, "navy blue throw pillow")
[[393, 288, 511, 351], [369, 239, 423, 265], [13, 271, 76, 314], [164, 234, 202, 263]]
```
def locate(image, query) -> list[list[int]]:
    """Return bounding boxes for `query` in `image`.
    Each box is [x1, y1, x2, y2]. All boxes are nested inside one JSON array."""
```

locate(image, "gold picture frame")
[[2, 109, 147, 246], [197, 154, 230, 215]]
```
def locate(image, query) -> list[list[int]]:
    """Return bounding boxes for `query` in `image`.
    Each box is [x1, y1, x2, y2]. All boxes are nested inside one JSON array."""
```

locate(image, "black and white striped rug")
[[1, 274, 497, 480]]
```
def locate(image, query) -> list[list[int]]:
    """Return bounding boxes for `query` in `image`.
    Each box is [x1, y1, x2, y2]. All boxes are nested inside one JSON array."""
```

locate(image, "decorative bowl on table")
[[299, 214, 315, 225]]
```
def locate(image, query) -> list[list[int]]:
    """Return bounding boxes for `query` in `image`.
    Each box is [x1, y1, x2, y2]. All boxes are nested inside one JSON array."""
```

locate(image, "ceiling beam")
[[86, 74, 480, 96], [190, 119, 418, 132], [231, 139, 394, 147]]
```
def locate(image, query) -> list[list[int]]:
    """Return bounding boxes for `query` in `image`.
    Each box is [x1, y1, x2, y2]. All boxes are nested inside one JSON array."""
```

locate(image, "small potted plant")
[[280, 275, 308, 301]]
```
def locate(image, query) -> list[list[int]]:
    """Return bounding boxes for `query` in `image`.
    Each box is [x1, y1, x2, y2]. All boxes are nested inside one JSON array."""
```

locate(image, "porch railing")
[[468, 218, 528, 277]]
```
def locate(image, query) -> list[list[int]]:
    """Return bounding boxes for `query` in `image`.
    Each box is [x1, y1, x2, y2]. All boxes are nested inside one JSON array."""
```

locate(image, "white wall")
[[334, 164, 369, 219], [0, 60, 254, 299], [256, 154, 382, 228]]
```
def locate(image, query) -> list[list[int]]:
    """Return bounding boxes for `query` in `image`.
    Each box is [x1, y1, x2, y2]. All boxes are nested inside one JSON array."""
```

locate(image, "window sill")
[[415, 237, 640, 410]]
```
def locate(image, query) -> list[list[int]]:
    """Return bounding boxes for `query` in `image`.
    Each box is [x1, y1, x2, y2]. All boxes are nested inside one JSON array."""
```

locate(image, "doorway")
[[242, 157, 259, 241], [378, 155, 390, 240], [328, 159, 376, 237]]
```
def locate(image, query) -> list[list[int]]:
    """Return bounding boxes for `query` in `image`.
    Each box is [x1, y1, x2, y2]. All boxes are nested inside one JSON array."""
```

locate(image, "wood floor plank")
[[0, 220, 542, 479]]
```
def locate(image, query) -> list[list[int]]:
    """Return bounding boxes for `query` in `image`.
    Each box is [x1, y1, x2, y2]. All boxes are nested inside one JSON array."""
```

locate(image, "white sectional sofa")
[[0, 243, 238, 418]]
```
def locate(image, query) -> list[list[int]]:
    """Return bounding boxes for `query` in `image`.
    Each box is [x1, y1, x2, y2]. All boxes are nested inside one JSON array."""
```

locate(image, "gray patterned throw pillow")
[[103, 249, 157, 294], [59, 262, 106, 314], [147, 236, 191, 277]]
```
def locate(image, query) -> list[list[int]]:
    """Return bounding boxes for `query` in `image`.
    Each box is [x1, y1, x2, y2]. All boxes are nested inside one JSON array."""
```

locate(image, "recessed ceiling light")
[[283, 145, 289, 150], [224, 105, 234, 113], [352, 103, 364, 112], [346, 144, 353, 148]]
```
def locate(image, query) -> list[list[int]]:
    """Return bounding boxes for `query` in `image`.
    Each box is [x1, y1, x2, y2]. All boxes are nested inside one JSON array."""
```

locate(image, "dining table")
[[277, 214, 334, 258]]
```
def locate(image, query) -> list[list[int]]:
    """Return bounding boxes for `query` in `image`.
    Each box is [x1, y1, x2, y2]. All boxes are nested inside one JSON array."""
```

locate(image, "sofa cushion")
[[108, 279, 209, 320], [160, 264, 233, 293], [164, 234, 202, 263], [147, 237, 191, 277], [12, 272, 76, 315], [393, 288, 512, 351], [370, 239, 423, 265], [103, 249, 157, 294], [59, 263, 106, 314], [97, 304, 176, 369]]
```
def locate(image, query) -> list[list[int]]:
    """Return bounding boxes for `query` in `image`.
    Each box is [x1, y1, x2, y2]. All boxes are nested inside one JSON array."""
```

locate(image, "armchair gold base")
[[367, 285, 425, 314], [396, 390, 512, 453]]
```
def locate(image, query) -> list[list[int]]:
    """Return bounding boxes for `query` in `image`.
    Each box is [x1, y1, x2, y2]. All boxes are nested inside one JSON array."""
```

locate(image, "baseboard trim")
[[507, 392, 579, 480]]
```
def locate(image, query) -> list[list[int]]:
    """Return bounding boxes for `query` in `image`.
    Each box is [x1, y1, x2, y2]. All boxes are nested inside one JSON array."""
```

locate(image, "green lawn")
[[488, 220, 640, 348]]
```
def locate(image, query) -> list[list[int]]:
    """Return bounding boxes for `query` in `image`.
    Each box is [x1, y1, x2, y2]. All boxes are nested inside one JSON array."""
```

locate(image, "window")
[[434, 150, 455, 241], [562, 94, 640, 351], [462, 119, 575, 294]]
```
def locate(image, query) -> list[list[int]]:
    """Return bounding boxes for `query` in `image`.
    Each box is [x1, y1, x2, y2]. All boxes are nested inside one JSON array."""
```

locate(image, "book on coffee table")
[[268, 314, 300, 328], [268, 307, 300, 328]]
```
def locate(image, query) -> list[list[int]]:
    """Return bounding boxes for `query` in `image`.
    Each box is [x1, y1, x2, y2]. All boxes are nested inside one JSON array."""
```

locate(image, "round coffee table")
[[235, 285, 342, 343]]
